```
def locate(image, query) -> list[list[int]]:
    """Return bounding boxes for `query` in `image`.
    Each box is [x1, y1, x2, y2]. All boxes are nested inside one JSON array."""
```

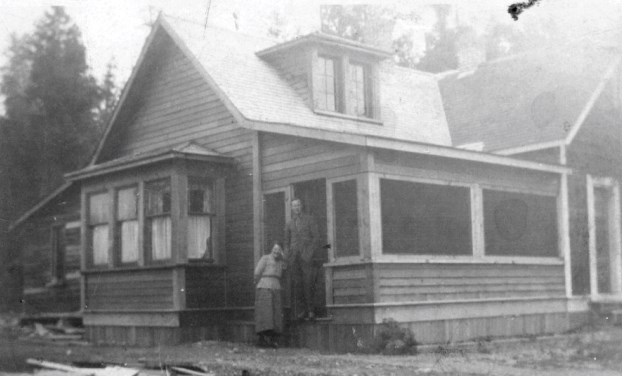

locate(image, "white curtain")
[[92, 225, 109, 265], [188, 216, 211, 259], [120, 220, 139, 263], [151, 217, 171, 260]]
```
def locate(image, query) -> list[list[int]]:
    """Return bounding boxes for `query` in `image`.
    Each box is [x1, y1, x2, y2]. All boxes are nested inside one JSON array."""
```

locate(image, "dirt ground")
[[0, 324, 621, 376]]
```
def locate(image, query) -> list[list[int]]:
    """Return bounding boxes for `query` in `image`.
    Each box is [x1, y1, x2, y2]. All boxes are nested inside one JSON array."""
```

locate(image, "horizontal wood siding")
[[261, 133, 361, 190], [85, 269, 174, 310], [23, 279, 80, 314], [331, 264, 372, 305], [373, 149, 559, 195], [375, 263, 565, 303], [185, 266, 226, 308]]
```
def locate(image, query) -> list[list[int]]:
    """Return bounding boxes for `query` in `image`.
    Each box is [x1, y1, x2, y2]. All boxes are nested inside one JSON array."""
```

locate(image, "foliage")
[[0, 6, 118, 220], [373, 318, 418, 355]]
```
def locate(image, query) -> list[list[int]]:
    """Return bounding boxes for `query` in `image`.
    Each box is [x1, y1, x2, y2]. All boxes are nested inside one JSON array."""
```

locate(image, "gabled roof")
[[89, 14, 571, 176], [439, 43, 620, 153], [156, 15, 451, 148]]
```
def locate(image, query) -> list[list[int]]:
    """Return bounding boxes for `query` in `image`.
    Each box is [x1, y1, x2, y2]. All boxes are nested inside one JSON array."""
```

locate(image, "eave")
[[66, 149, 234, 182]]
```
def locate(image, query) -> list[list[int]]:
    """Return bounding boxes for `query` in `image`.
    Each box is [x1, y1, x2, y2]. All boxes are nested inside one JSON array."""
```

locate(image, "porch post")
[[609, 181, 621, 295], [558, 173, 572, 297], [586, 174, 598, 298], [358, 151, 381, 259]]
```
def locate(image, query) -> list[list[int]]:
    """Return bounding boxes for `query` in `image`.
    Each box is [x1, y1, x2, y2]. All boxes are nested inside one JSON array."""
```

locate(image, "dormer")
[[257, 32, 392, 123]]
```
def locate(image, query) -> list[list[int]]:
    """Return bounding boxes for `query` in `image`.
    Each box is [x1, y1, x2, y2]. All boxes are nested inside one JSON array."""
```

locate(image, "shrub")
[[373, 318, 418, 355]]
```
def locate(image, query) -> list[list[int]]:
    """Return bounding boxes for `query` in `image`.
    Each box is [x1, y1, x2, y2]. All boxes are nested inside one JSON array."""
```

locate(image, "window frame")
[[327, 175, 361, 261], [144, 178, 173, 264], [86, 190, 111, 268], [366, 173, 563, 266], [187, 177, 217, 262], [114, 184, 140, 266]]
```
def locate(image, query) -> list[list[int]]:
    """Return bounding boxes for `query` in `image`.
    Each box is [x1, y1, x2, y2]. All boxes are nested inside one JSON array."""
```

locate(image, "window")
[[145, 179, 172, 261], [88, 192, 110, 265], [483, 190, 558, 257], [380, 179, 472, 255], [333, 179, 359, 257], [314, 55, 338, 112], [50, 225, 65, 282], [116, 186, 139, 263], [348, 62, 370, 117], [188, 178, 214, 260]]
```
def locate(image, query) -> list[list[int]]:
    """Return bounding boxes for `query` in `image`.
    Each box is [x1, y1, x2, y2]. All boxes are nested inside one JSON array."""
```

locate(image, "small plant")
[[373, 318, 418, 355]]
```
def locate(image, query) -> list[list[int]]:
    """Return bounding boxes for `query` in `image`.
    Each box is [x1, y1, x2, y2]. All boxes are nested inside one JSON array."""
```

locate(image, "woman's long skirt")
[[255, 288, 283, 334]]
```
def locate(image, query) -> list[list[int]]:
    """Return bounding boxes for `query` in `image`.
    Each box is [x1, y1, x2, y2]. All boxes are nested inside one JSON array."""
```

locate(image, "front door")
[[293, 178, 328, 317]]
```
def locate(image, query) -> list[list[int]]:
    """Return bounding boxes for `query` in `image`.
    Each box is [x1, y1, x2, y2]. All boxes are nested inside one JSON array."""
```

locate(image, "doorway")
[[292, 178, 328, 317]]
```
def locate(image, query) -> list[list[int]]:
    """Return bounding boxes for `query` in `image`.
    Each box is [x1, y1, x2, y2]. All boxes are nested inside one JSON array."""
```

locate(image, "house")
[[7, 182, 82, 318], [439, 41, 621, 314], [14, 14, 581, 351]]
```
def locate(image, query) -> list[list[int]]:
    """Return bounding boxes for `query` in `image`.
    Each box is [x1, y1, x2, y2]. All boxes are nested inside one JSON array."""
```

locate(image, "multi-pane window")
[[145, 179, 172, 261], [116, 187, 139, 263], [88, 192, 110, 265], [348, 62, 369, 117], [188, 178, 214, 260], [483, 190, 558, 257], [380, 179, 472, 255], [314, 56, 338, 112]]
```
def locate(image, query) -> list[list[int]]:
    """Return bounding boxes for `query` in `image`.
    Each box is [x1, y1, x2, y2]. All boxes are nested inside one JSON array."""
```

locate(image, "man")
[[284, 198, 319, 321]]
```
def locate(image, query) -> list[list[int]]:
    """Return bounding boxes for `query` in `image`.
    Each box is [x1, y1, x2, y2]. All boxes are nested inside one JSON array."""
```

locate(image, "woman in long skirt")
[[254, 241, 286, 347]]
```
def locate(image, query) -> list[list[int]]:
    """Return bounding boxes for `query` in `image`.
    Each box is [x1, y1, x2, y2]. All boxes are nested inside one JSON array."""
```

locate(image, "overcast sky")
[[0, 0, 620, 90]]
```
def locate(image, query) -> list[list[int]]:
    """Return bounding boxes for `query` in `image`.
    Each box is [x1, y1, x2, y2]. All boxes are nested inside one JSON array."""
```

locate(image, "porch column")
[[609, 182, 621, 295], [586, 174, 598, 298], [558, 173, 572, 297], [358, 151, 381, 259]]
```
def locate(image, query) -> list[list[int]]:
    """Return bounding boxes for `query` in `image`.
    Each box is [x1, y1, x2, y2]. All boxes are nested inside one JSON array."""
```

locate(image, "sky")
[[0, 0, 621, 91]]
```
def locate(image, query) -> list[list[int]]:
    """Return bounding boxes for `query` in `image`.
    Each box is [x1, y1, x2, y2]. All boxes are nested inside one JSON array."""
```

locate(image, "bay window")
[[88, 192, 110, 265], [116, 186, 139, 263], [145, 179, 172, 261], [187, 178, 215, 261]]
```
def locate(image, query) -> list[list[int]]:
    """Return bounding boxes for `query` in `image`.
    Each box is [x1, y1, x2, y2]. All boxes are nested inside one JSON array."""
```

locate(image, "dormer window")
[[314, 56, 339, 112], [348, 62, 371, 117], [311, 52, 378, 120]]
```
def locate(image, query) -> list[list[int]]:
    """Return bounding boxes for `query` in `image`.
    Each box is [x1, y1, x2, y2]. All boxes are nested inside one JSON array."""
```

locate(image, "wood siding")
[[185, 266, 226, 308], [261, 133, 361, 191], [375, 263, 565, 302], [16, 186, 81, 314], [85, 269, 174, 311], [331, 264, 373, 305], [264, 50, 310, 105]]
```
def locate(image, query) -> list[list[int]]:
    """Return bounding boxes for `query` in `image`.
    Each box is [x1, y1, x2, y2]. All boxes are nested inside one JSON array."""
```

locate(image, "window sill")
[[325, 255, 564, 267], [314, 109, 382, 125], [82, 262, 226, 274]]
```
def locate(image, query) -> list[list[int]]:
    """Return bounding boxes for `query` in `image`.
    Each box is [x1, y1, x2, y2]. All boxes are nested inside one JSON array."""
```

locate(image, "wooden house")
[[7, 182, 82, 318], [14, 14, 584, 351], [440, 41, 621, 313]]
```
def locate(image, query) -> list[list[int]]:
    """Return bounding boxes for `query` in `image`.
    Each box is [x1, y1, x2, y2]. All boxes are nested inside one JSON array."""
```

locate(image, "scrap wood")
[[169, 367, 214, 376], [26, 359, 139, 376]]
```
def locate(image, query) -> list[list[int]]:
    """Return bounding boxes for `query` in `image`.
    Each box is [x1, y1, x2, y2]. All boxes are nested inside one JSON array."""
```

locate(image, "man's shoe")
[[307, 312, 315, 321]]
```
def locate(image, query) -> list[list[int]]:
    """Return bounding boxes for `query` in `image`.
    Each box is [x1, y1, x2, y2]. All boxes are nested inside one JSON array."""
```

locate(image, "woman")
[[254, 241, 286, 348]]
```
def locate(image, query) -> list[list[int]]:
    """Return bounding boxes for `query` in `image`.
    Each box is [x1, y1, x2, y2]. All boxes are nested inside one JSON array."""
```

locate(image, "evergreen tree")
[[0, 6, 117, 219]]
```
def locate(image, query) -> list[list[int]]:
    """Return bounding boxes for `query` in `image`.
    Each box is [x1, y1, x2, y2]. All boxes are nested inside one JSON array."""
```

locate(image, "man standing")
[[284, 198, 320, 321]]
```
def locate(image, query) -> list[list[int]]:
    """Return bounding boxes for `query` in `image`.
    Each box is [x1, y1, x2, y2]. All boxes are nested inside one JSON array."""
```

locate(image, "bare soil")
[[0, 324, 620, 376]]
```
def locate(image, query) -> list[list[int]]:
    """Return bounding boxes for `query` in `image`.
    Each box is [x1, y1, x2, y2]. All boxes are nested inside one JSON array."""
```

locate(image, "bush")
[[373, 318, 418, 355]]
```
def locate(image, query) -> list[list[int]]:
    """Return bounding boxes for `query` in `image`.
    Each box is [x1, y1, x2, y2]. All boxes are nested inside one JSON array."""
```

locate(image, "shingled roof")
[[439, 42, 620, 153], [159, 15, 452, 147]]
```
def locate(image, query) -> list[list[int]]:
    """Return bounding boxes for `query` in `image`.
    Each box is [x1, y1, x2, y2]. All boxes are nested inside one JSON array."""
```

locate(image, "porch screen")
[[117, 187, 139, 263], [333, 179, 359, 257], [89, 192, 110, 265], [188, 178, 214, 260], [483, 190, 558, 257], [145, 179, 172, 260], [380, 179, 472, 255]]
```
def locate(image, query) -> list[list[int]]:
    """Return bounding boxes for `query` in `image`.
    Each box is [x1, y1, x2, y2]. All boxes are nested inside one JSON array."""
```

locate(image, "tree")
[[0, 6, 117, 219]]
